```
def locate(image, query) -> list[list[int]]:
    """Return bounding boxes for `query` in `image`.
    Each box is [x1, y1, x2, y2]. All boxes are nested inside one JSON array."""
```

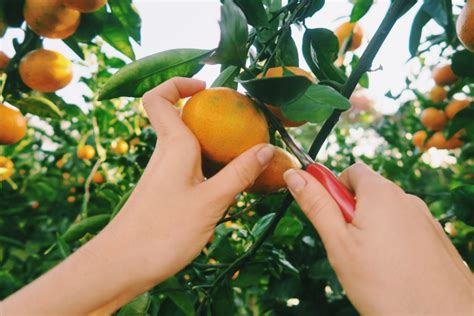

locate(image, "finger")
[[284, 168, 348, 247], [142, 77, 206, 141], [200, 144, 274, 208]]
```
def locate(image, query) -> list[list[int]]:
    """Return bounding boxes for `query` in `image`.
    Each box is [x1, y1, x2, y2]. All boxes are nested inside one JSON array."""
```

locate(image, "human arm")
[[284, 163, 473, 315], [0, 77, 275, 315]]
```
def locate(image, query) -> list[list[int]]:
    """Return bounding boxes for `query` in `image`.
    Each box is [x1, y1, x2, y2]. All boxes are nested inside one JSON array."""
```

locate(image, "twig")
[[80, 159, 102, 219], [216, 197, 263, 225], [309, 0, 412, 158]]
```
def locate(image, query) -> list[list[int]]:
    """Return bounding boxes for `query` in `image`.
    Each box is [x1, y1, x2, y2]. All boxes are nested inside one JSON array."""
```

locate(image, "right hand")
[[284, 163, 473, 315]]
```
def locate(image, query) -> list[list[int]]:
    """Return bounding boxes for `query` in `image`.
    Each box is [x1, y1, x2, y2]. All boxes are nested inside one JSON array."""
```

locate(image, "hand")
[[1, 77, 275, 315], [284, 163, 473, 315]]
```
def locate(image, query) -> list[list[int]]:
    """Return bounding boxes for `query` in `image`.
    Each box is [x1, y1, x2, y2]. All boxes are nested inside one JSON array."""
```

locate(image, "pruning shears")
[[251, 96, 356, 223], [289, 144, 356, 223]]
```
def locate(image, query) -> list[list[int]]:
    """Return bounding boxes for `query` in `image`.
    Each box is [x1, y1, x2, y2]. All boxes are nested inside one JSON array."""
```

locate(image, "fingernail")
[[283, 169, 306, 193], [256, 145, 274, 165]]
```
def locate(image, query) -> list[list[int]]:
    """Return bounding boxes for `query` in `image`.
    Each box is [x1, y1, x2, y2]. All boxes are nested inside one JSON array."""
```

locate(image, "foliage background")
[[0, 0, 473, 315]]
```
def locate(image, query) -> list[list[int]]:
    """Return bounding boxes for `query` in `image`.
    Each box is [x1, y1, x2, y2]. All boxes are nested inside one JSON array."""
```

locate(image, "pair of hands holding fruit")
[[1, 78, 472, 315]]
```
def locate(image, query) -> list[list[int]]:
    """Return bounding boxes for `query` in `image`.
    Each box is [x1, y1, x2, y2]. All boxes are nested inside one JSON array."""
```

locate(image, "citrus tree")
[[0, 0, 472, 315]]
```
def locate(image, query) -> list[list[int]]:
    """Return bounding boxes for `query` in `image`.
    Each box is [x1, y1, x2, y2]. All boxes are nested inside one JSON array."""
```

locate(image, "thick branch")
[[309, 0, 411, 158]]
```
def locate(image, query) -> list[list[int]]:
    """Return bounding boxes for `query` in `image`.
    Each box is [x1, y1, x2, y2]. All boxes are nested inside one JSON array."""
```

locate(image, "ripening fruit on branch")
[[111, 139, 129, 155], [445, 99, 471, 119], [421, 107, 447, 131], [335, 22, 364, 51], [0, 52, 10, 73], [63, 0, 108, 13], [429, 86, 447, 103], [412, 130, 428, 150], [425, 131, 448, 149], [246, 147, 301, 194], [0, 103, 27, 145], [24, 0, 80, 39], [19, 48, 73, 93], [445, 130, 465, 149], [182, 88, 269, 164], [257, 66, 316, 127], [77, 145, 96, 160], [432, 64, 458, 86], [0, 156, 14, 181], [456, 0, 474, 52], [92, 172, 105, 184]]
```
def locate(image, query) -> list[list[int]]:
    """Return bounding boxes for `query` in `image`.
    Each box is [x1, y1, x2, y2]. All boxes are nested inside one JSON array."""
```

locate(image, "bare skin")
[[284, 165, 474, 315], [1, 77, 472, 315], [0, 78, 276, 315]]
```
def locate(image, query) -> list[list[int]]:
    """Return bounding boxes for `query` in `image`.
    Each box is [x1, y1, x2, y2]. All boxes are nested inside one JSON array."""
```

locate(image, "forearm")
[[0, 224, 151, 316]]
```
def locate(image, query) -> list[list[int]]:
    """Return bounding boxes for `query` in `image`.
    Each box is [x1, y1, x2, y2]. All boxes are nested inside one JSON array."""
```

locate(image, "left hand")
[[1, 77, 275, 315]]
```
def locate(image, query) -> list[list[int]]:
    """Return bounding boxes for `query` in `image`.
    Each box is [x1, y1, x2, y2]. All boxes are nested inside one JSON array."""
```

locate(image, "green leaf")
[[100, 14, 136, 60], [205, 0, 249, 66], [73, 7, 107, 43], [298, 0, 325, 20], [211, 66, 240, 89], [350, 0, 373, 22], [281, 84, 351, 123], [159, 277, 195, 316], [108, 0, 142, 44], [308, 258, 335, 280], [275, 31, 299, 67], [211, 284, 236, 315], [56, 234, 71, 259], [12, 96, 62, 119], [62, 215, 111, 243], [422, 0, 448, 27], [445, 105, 474, 138], [63, 37, 85, 60], [235, 0, 268, 27], [409, 7, 431, 57], [118, 292, 151, 316], [251, 213, 275, 239], [274, 216, 303, 240], [451, 50, 474, 78], [351, 55, 369, 88], [99, 49, 210, 100], [452, 185, 474, 226], [303, 28, 347, 83], [239, 75, 313, 105]]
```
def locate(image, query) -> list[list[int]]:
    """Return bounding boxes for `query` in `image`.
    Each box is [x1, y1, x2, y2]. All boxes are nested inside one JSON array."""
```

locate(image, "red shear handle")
[[305, 163, 356, 223]]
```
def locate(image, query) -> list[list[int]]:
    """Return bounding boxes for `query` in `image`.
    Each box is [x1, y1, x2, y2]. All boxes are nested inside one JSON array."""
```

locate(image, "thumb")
[[200, 144, 275, 207], [283, 169, 348, 248]]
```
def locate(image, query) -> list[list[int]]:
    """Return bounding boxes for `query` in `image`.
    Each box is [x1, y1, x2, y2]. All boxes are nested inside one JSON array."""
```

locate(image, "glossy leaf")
[[446, 105, 474, 138], [205, 0, 248, 66], [239, 75, 313, 105], [422, 0, 448, 27], [451, 50, 474, 78], [303, 28, 347, 83], [100, 14, 136, 60], [235, 0, 268, 27], [211, 66, 240, 89], [73, 7, 108, 43], [350, 0, 373, 22], [118, 292, 151, 315], [13, 96, 62, 119], [275, 31, 299, 67], [63, 37, 85, 60], [159, 277, 195, 316], [409, 7, 431, 57], [298, 0, 325, 20], [251, 213, 275, 239], [109, 0, 142, 44], [62, 215, 111, 243], [99, 49, 210, 100], [281, 84, 351, 123]]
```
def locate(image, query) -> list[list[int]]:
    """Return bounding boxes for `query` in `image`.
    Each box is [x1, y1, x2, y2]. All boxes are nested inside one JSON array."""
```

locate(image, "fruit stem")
[[309, 0, 412, 158]]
